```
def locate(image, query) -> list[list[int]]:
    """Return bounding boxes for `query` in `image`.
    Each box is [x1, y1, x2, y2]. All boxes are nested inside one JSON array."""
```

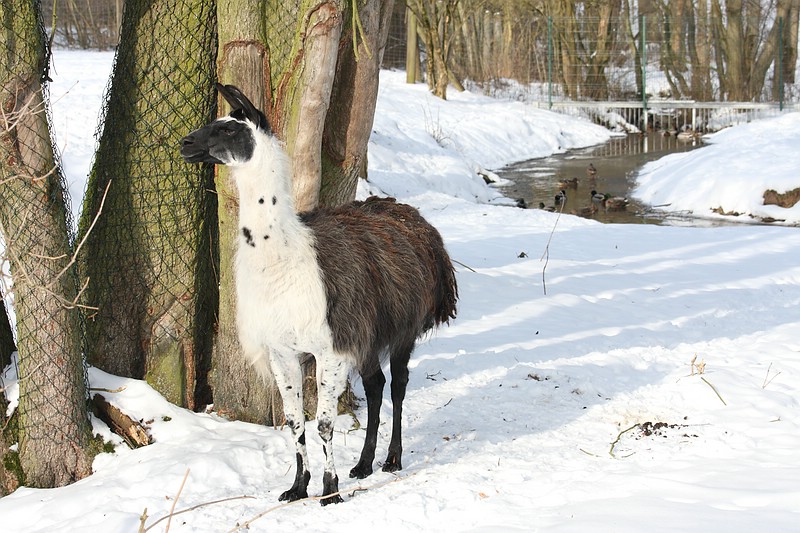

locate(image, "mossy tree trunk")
[[0, 0, 93, 488], [213, 0, 279, 424], [212, 0, 393, 423], [79, 0, 218, 409]]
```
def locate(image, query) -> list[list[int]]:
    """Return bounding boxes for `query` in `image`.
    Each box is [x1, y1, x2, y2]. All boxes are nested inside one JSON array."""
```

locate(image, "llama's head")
[[181, 83, 272, 167]]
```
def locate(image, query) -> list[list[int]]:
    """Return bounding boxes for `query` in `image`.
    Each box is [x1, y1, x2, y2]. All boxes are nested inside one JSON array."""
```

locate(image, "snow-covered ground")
[[2, 50, 799, 533]]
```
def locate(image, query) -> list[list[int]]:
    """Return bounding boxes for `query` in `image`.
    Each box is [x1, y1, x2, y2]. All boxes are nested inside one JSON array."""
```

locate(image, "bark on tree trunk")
[[321, 0, 395, 207], [0, 0, 93, 488], [213, 0, 280, 424], [79, 0, 218, 409]]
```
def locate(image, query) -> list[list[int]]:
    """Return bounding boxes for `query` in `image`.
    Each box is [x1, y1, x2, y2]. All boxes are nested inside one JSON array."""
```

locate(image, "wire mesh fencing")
[[1, 0, 94, 489], [78, 0, 218, 409]]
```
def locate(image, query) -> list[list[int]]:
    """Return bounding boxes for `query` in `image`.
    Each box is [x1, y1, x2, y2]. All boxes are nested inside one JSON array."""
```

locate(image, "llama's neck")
[[232, 135, 310, 254]]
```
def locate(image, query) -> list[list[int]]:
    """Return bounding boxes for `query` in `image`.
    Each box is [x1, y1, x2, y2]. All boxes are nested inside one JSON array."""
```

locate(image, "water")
[[496, 132, 705, 225]]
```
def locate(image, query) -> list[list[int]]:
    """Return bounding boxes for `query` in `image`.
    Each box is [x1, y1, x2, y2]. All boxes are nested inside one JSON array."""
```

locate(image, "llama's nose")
[[181, 134, 195, 148]]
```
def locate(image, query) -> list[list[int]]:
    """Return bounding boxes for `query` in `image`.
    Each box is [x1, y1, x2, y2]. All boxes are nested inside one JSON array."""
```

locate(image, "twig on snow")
[[700, 376, 726, 406]]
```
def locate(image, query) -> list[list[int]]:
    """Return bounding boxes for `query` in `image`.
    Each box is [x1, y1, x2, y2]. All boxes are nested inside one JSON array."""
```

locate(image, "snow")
[[634, 112, 800, 224], [2, 49, 800, 533]]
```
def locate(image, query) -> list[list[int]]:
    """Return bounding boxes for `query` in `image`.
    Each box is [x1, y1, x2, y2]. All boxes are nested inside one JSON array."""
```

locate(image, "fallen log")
[[92, 394, 150, 448]]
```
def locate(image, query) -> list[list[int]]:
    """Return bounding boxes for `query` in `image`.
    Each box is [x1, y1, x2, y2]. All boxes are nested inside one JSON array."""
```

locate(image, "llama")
[[180, 84, 458, 505]]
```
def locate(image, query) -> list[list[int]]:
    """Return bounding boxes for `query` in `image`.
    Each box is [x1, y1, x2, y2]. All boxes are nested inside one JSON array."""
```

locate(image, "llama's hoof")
[[349, 462, 373, 479], [320, 472, 343, 505], [278, 487, 308, 502], [381, 456, 403, 473], [320, 493, 344, 506]]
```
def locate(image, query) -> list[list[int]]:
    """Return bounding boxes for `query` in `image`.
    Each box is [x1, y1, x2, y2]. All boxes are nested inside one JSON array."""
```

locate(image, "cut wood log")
[[91, 394, 150, 448]]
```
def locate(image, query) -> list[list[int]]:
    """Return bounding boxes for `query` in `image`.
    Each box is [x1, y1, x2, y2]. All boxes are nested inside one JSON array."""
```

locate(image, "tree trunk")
[[1, 391, 21, 495], [455, 2, 481, 81], [213, 0, 280, 424], [0, 0, 92, 488], [79, 0, 218, 409], [784, 5, 800, 86], [409, 0, 455, 99], [723, 0, 745, 100], [689, 0, 713, 100], [321, 0, 395, 207], [711, 0, 728, 98], [748, 0, 794, 100]]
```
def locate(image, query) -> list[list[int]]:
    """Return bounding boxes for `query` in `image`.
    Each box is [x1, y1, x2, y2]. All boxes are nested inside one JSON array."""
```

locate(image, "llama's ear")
[[216, 83, 271, 133]]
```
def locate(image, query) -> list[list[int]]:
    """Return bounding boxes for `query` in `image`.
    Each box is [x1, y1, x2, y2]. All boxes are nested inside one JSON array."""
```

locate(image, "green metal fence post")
[[641, 15, 647, 128], [779, 16, 784, 111], [548, 16, 553, 109]]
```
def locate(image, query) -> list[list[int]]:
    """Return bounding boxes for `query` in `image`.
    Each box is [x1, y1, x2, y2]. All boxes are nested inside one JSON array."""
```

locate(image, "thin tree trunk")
[[284, 2, 344, 212], [0, 0, 92, 488], [690, 0, 713, 100], [785, 2, 800, 85]]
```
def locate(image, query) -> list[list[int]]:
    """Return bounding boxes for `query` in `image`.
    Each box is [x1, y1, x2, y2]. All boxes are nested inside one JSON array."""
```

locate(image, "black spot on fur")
[[259, 197, 265, 204], [264, 234, 270, 240], [242, 227, 255, 247], [272, 195, 277, 205]]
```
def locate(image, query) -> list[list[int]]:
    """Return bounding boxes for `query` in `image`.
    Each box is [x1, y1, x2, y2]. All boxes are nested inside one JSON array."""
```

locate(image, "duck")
[[605, 196, 629, 211], [538, 202, 556, 212], [572, 205, 597, 218], [677, 129, 700, 142], [554, 189, 568, 205], [586, 163, 597, 179], [590, 190, 606, 208], [556, 177, 579, 189]]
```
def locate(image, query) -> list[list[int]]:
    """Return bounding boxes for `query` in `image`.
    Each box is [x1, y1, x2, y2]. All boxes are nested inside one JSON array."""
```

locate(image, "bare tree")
[[710, 0, 796, 101], [408, 0, 460, 99]]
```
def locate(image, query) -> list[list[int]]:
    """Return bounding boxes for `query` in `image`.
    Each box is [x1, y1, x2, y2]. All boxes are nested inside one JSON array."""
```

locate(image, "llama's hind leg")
[[350, 368, 386, 479], [383, 341, 413, 473], [316, 355, 350, 505], [268, 350, 310, 502]]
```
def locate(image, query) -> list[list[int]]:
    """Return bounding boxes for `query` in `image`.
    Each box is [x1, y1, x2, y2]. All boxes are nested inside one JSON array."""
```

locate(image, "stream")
[[496, 132, 706, 225]]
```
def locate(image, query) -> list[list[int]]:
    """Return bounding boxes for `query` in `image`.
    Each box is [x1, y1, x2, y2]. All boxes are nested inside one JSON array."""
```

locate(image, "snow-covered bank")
[[633, 112, 800, 225]]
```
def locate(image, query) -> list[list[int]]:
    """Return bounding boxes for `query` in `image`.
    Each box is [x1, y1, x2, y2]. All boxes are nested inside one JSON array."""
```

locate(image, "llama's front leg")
[[269, 350, 310, 502], [316, 355, 350, 505]]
